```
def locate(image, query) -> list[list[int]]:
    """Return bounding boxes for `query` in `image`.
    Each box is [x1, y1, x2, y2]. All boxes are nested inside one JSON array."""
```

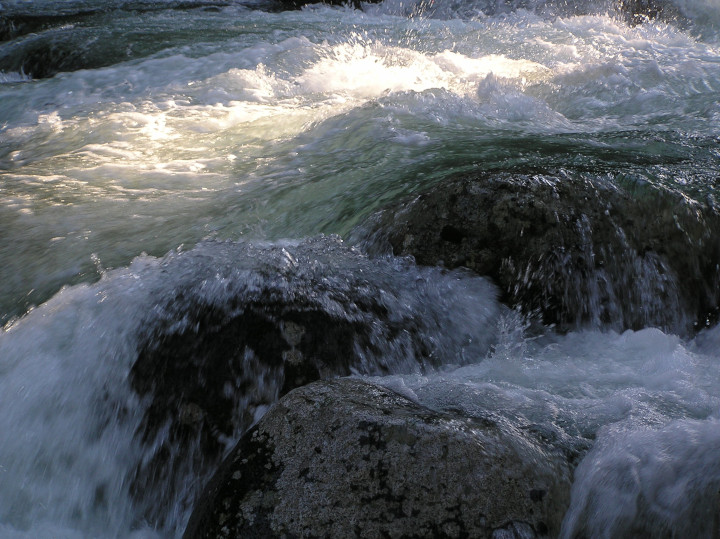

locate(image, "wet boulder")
[[183, 377, 573, 538], [352, 171, 720, 334], [616, 0, 678, 24], [127, 236, 500, 530], [273, 0, 380, 10]]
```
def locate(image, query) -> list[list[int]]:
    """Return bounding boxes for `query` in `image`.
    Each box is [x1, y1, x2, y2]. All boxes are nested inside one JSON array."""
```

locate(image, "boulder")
[[184, 378, 573, 538], [127, 236, 499, 529], [616, 0, 678, 24], [273, 0, 379, 10], [351, 171, 720, 334], [0, 3, 232, 78]]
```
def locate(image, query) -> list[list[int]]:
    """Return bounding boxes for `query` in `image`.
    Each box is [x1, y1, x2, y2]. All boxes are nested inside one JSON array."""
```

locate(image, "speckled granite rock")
[[184, 378, 573, 538], [352, 171, 720, 334]]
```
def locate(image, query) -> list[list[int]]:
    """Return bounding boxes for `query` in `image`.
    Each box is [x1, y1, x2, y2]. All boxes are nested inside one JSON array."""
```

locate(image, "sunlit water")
[[1, 0, 720, 536]]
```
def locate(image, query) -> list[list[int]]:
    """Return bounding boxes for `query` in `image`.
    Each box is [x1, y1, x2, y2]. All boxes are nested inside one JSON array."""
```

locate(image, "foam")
[[367, 322, 720, 535], [561, 418, 720, 537]]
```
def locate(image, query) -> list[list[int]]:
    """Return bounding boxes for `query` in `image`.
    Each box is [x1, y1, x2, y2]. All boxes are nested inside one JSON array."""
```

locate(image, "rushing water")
[[1, 0, 720, 536]]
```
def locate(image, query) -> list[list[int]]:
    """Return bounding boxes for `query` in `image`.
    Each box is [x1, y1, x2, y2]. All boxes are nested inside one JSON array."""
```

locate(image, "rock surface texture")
[[184, 378, 573, 538], [353, 171, 720, 334]]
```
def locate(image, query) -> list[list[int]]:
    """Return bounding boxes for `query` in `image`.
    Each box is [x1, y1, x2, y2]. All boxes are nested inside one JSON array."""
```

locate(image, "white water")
[[2, 3, 719, 319], [372, 322, 720, 536], [2, 0, 720, 536]]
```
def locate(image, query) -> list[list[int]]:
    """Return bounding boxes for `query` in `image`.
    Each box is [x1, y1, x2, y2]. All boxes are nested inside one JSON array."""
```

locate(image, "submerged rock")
[[184, 378, 573, 538], [0, 2, 232, 78], [0, 32, 100, 79], [352, 171, 720, 334], [128, 236, 499, 529], [0, 12, 98, 43]]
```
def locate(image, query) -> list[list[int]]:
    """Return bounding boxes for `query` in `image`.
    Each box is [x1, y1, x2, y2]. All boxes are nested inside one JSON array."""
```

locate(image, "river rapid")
[[1, 0, 720, 536]]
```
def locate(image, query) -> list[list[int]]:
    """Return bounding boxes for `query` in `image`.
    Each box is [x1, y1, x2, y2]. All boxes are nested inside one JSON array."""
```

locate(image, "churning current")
[[1, 0, 720, 536]]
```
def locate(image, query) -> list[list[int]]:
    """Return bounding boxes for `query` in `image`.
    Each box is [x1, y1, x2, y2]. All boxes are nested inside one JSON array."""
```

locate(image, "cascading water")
[[1, 0, 719, 536], [0, 236, 502, 536]]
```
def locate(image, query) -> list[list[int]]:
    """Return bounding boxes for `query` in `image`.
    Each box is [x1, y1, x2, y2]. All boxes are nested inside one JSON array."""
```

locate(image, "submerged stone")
[[0, 34, 98, 79], [0, 12, 99, 42], [183, 378, 573, 538], [352, 171, 720, 334], [0, 2, 233, 78]]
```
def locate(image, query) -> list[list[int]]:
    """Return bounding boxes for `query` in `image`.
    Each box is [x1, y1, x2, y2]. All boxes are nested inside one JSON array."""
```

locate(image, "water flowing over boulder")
[[183, 378, 573, 538], [127, 236, 499, 530], [351, 171, 720, 334]]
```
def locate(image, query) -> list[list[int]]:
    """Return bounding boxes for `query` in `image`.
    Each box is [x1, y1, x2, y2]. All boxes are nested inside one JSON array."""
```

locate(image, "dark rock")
[[0, 13, 98, 42], [0, 2, 233, 78], [351, 171, 720, 334], [184, 378, 573, 538], [615, 0, 678, 25], [273, 0, 380, 11], [127, 236, 499, 530], [0, 18, 157, 79], [0, 33, 97, 79]]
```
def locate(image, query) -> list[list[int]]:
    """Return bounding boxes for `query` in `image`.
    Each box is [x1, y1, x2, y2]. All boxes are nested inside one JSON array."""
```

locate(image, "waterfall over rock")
[[1, 0, 719, 535]]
